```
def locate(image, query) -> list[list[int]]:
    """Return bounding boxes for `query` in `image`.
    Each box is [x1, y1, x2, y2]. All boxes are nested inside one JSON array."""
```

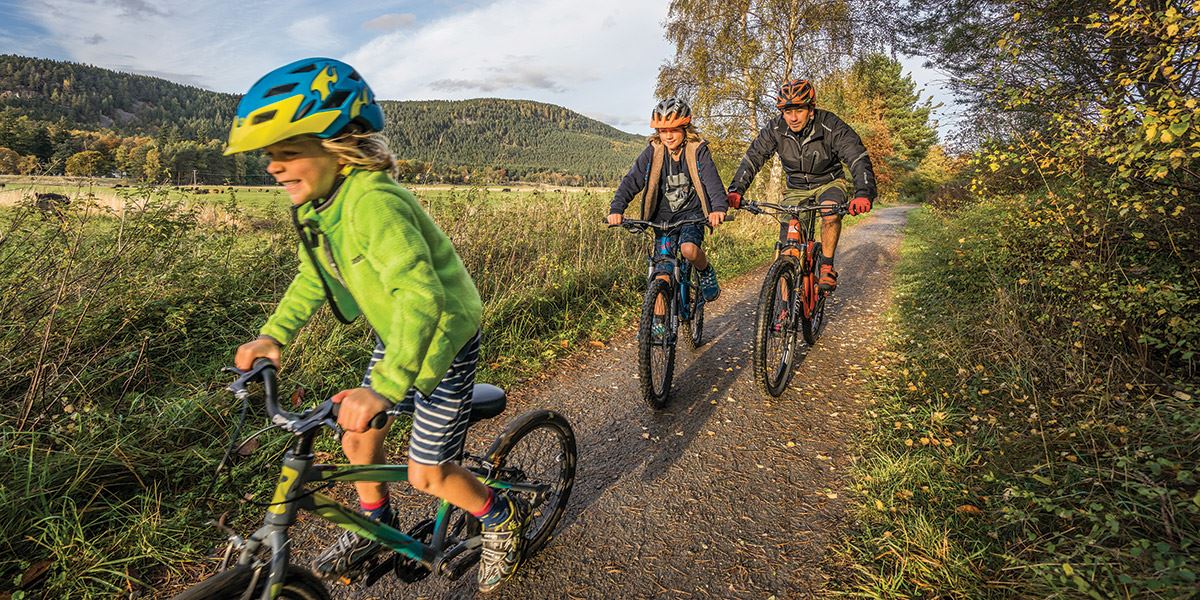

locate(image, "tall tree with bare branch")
[[657, 0, 857, 199]]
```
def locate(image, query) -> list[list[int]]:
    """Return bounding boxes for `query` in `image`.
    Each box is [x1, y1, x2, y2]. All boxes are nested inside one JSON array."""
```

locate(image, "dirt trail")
[[339, 205, 913, 599]]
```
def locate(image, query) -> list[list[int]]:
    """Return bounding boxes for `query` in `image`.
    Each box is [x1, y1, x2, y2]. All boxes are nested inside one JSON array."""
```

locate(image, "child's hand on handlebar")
[[607, 213, 624, 226], [708, 211, 726, 228], [332, 387, 393, 433], [235, 336, 281, 370]]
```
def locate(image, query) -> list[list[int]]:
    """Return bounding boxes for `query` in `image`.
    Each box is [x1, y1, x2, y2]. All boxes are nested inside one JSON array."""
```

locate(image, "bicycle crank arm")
[[361, 553, 398, 588], [436, 536, 482, 581]]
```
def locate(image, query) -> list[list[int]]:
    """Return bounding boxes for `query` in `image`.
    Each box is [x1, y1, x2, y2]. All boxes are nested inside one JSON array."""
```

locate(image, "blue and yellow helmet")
[[224, 57, 385, 155]]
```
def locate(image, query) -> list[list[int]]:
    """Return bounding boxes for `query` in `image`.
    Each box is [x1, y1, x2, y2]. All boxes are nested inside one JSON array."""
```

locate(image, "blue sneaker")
[[478, 492, 531, 592], [698, 266, 720, 301]]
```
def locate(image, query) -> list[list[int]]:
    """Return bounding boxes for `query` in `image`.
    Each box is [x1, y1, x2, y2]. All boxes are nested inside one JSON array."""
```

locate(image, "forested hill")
[[0, 54, 643, 184], [384, 99, 644, 184], [0, 54, 235, 140]]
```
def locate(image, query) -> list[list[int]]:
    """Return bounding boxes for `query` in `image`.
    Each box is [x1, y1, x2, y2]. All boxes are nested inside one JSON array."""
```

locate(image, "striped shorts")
[[361, 331, 480, 465]]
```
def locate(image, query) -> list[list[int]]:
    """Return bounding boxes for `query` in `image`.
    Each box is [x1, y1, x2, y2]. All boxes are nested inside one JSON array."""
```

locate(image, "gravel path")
[[333, 205, 914, 599]]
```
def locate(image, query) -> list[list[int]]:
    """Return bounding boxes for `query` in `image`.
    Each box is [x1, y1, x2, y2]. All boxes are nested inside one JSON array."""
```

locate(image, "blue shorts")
[[362, 331, 480, 465], [653, 222, 705, 250]]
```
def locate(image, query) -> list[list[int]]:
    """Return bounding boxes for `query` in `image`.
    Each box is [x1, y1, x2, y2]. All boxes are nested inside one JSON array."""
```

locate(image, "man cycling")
[[725, 79, 877, 292]]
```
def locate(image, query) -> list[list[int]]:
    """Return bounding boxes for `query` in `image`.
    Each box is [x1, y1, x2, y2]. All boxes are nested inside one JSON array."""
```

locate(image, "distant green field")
[[0, 176, 612, 217]]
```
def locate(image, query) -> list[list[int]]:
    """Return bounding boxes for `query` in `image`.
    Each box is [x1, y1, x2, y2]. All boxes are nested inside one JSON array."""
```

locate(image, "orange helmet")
[[650, 97, 692, 128], [775, 79, 816, 110]]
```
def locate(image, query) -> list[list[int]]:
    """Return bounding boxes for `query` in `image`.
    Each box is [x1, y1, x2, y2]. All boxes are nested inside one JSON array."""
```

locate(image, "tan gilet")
[[636, 139, 711, 221]]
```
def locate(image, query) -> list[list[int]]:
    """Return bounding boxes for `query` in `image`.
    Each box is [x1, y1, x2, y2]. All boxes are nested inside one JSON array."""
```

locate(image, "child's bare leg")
[[680, 242, 708, 271], [409, 460, 490, 513]]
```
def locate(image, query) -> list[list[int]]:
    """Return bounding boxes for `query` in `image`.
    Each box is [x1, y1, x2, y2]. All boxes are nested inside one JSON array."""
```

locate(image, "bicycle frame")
[[749, 202, 843, 317], [218, 362, 549, 599], [616, 218, 708, 323], [649, 233, 698, 319], [233, 439, 545, 598]]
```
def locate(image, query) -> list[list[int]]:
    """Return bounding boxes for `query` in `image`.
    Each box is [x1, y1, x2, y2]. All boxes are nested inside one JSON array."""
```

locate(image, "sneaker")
[[698, 266, 720, 301], [818, 264, 838, 293], [478, 493, 532, 592], [312, 525, 385, 582]]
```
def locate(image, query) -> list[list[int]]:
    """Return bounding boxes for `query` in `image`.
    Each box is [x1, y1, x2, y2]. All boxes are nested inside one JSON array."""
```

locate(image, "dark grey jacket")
[[728, 110, 876, 200]]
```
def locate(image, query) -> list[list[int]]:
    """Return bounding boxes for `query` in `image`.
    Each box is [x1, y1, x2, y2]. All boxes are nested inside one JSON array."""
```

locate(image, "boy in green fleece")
[[225, 58, 526, 592]]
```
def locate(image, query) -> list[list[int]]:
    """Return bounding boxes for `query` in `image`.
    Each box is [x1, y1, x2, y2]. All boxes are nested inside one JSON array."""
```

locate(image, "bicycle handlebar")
[[607, 216, 711, 234], [739, 200, 848, 217], [225, 359, 388, 434]]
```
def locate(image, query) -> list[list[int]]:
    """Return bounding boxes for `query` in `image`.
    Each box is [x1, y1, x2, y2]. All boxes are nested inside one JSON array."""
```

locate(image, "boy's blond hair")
[[646, 123, 703, 145], [321, 130, 397, 175]]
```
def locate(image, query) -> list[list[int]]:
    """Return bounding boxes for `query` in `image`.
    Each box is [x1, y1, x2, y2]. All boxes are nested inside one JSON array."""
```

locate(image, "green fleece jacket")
[[260, 168, 482, 401]]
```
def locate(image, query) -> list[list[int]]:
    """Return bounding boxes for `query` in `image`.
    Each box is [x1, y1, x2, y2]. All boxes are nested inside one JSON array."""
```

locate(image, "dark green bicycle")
[[173, 359, 577, 599]]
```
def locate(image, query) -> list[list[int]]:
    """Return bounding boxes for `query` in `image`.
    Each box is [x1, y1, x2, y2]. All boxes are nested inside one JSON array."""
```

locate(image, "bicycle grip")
[[368, 411, 389, 430]]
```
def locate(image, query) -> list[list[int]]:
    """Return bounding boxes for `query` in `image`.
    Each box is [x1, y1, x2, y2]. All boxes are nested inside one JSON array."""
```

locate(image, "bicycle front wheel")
[[485, 409, 578, 556], [172, 564, 329, 600], [753, 258, 800, 397], [638, 278, 677, 408]]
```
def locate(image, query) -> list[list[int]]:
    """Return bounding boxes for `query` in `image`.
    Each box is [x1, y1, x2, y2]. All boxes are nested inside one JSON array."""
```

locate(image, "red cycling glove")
[[726, 191, 742, 209], [848, 197, 871, 216]]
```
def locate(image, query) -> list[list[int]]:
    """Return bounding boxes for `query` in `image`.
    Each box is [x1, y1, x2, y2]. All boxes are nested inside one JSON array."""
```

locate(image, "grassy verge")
[[838, 201, 1198, 598], [0, 181, 778, 598]]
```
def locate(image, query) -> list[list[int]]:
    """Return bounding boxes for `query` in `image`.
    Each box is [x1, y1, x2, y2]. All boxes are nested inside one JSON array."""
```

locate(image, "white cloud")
[[347, 0, 671, 133], [20, 0, 312, 91], [363, 13, 416, 32], [10, 0, 962, 138], [287, 15, 342, 52]]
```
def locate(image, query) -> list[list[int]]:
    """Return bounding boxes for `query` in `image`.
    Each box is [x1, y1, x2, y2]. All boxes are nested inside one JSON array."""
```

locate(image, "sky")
[[0, 0, 957, 137]]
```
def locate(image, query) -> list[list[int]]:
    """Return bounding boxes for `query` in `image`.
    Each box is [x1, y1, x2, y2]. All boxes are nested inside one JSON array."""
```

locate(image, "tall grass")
[[838, 201, 1199, 598], [0, 182, 775, 597]]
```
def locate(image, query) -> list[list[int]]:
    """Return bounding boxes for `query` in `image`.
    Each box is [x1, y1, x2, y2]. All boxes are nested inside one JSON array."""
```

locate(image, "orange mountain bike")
[[739, 200, 847, 397]]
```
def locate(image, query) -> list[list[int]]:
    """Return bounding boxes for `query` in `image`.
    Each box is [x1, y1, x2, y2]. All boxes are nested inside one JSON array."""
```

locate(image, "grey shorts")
[[779, 180, 848, 240], [362, 331, 480, 465]]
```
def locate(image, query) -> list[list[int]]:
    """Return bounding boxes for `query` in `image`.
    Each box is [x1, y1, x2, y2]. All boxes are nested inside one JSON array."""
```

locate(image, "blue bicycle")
[[612, 217, 709, 409]]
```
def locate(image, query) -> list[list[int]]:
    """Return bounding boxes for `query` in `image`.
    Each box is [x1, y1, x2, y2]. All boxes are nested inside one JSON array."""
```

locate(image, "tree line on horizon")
[[0, 53, 942, 193], [0, 55, 645, 186]]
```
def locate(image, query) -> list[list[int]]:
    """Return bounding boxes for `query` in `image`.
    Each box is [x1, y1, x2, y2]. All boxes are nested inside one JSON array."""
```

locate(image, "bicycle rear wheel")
[[638, 278, 676, 408], [802, 242, 828, 345], [484, 409, 577, 556], [681, 266, 705, 350], [753, 258, 800, 397], [171, 564, 329, 600]]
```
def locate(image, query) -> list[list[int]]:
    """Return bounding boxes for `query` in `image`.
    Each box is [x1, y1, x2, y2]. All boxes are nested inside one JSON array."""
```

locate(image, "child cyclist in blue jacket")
[[607, 98, 728, 302], [226, 57, 525, 592]]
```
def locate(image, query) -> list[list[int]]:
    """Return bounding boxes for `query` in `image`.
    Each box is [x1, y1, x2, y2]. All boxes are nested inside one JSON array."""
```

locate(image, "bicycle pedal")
[[363, 553, 397, 587], [326, 551, 385, 587]]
